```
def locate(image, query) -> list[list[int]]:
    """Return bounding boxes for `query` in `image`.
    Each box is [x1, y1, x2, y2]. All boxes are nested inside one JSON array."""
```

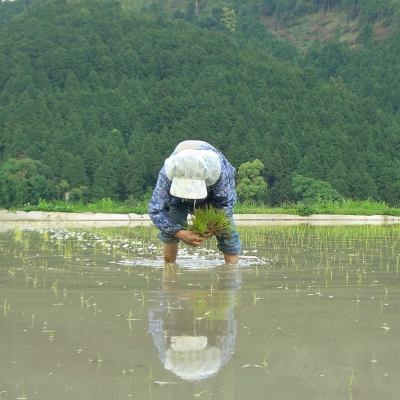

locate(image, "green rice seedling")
[[348, 370, 354, 394], [128, 359, 134, 376], [356, 270, 362, 286], [371, 354, 377, 366], [262, 350, 270, 368], [141, 293, 145, 307], [186, 205, 231, 238], [80, 294, 93, 309], [88, 353, 103, 370], [51, 279, 58, 293], [42, 322, 55, 341], [127, 309, 133, 328], [126, 309, 142, 330], [14, 229, 23, 243], [122, 360, 136, 377], [252, 290, 260, 306], [3, 298, 10, 316]]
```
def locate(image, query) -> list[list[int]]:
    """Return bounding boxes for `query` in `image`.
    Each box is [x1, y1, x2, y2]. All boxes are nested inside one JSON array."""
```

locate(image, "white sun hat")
[[165, 336, 221, 380], [164, 149, 221, 199]]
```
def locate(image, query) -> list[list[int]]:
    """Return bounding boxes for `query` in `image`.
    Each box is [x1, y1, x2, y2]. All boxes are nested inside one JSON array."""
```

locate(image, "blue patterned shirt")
[[148, 143, 237, 235]]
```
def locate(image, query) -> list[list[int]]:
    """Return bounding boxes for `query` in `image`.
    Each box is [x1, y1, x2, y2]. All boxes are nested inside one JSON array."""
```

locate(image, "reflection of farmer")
[[148, 140, 242, 264], [148, 264, 241, 381]]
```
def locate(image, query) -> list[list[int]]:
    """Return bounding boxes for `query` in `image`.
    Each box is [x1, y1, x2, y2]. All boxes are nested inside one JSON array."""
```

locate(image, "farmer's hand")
[[203, 229, 214, 239], [174, 230, 203, 247]]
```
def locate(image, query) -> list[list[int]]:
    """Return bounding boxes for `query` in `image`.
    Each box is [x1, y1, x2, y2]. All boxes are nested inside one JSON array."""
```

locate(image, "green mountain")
[[0, 0, 399, 207]]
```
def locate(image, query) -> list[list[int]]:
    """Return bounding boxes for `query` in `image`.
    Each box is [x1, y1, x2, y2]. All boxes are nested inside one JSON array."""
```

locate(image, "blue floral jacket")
[[148, 143, 237, 236]]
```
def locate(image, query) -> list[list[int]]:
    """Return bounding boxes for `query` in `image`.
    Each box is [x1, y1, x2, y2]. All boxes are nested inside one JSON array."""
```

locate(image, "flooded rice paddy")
[[1, 223, 400, 400]]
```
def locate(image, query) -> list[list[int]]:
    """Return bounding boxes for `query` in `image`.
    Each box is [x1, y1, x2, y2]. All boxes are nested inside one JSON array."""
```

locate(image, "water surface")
[[1, 224, 400, 399]]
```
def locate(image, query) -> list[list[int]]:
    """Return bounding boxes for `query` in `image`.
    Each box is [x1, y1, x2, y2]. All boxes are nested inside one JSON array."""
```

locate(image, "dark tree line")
[[0, 0, 400, 207]]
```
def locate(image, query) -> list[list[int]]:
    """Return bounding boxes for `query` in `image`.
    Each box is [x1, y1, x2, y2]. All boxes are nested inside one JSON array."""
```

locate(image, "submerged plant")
[[187, 205, 232, 237]]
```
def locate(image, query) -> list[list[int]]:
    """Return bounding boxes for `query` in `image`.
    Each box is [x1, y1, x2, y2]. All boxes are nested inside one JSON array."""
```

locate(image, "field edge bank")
[[1, 210, 400, 227]]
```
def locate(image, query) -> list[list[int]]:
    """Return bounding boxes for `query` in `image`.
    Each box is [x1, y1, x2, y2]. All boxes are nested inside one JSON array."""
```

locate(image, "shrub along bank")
[[8, 198, 400, 217]]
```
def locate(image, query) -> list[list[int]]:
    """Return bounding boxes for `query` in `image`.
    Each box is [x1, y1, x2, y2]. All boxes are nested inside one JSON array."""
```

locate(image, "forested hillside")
[[0, 0, 400, 207]]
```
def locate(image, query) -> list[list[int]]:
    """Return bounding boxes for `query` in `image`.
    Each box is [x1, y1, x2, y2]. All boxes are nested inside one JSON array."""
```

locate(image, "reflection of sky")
[[148, 264, 242, 381]]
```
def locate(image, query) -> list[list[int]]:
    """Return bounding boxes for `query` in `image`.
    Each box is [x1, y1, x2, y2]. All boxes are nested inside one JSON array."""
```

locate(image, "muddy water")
[[1, 224, 400, 400]]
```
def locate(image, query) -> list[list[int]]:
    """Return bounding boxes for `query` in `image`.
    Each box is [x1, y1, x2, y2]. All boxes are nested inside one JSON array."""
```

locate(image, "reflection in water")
[[3, 225, 400, 399], [149, 264, 241, 381]]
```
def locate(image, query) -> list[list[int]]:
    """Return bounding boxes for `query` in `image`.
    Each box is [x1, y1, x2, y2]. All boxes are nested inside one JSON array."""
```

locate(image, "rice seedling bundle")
[[186, 205, 231, 237]]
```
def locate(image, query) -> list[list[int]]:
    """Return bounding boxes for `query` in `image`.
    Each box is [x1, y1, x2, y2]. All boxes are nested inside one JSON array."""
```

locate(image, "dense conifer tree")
[[0, 0, 400, 207]]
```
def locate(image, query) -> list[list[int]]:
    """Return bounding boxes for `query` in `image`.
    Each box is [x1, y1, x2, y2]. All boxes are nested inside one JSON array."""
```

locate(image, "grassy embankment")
[[8, 198, 400, 217]]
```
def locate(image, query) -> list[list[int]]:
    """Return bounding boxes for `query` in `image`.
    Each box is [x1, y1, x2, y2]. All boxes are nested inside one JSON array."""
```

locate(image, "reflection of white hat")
[[165, 150, 221, 199], [165, 336, 222, 381]]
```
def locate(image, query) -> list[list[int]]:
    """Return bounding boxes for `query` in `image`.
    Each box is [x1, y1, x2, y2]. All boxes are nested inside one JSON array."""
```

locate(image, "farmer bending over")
[[148, 140, 242, 264]]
